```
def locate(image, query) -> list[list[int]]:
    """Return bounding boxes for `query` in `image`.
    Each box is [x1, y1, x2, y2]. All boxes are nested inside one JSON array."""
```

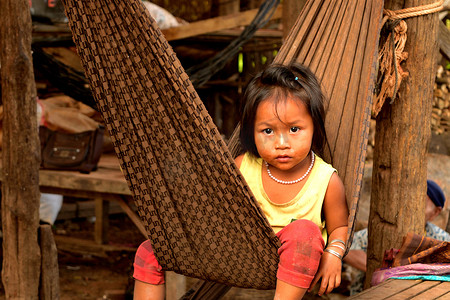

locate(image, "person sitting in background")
[[343, 179, 449, 295]]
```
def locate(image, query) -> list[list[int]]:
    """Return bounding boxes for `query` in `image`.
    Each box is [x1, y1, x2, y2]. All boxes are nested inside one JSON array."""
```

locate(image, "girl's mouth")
[[276, 156, 291, 163]]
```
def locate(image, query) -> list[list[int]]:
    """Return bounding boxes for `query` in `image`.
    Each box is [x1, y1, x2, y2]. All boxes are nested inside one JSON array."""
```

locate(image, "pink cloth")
[[277, 219, 325, 288], [133, 240, 165, 284], [133, 219, 324, 288], [371, 263, 450, 286]]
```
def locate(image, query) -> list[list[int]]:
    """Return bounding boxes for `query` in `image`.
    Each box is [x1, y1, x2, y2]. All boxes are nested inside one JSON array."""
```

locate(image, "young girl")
[[235, 63, 348, 299], [133, 63, 349, 300]]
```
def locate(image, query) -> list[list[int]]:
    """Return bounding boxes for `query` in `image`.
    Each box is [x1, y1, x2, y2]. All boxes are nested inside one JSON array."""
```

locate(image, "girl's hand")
[[308, 251, 342, 296]]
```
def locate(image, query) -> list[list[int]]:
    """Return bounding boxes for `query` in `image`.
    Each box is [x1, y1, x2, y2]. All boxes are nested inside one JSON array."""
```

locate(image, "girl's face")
[[253, 96, 314, 173]]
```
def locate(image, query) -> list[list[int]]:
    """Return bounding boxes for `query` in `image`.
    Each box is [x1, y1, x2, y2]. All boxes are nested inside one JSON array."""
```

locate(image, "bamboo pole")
[[0, 0, 41, 298]]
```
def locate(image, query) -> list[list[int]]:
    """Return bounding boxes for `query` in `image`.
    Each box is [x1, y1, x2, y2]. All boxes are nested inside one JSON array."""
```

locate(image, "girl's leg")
[[134, 280, 165, 300], [274, 219, 325, 300], [274, 280, 307, 300], [133, 240, 165, 300]]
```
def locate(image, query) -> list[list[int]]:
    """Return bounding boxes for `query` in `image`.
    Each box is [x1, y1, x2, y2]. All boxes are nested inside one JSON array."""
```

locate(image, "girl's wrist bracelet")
[[328, 239, 346, 246], [324, 248, 343, 260], [327, 243, 345, 252]]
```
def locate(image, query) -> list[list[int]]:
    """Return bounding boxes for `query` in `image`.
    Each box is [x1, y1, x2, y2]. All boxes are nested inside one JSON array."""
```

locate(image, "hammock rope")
[[61, 0, 384, 290], [373, 0, 444, 116]]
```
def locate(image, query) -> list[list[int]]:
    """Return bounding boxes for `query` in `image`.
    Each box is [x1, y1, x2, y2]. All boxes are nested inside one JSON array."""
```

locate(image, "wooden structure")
[[2, 154, 146, 244], [0, 0, 446, 299], [367, 0, 441, 286], [0, 0, 43, 299], [350, 279, 450, 299], [0, 152, 192, 298]]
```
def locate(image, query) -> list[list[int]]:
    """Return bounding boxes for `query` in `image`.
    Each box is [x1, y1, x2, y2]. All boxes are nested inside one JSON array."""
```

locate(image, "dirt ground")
[[54, 215, 142, 300]]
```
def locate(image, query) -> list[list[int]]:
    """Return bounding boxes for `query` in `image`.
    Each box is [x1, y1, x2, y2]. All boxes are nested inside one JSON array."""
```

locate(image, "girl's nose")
[[275, 133, 290, 149]]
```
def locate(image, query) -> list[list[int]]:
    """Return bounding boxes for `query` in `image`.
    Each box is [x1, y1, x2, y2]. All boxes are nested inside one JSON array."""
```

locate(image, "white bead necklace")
[[265, 151, 315, 185]]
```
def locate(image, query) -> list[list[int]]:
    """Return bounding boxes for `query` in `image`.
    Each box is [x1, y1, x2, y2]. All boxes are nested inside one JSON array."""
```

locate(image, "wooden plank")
[[38, 167, 131, 196], [161, 6, 282, 41], [0, 153, 130, 196], [349, 279, 422, 299], [42, 47, 83, 71], [54, 235, 137, 258], [388, 280, 441, 299], [76, 199, 122, 218], [439, 21, 450, 61], [410, 282, 450, 300]]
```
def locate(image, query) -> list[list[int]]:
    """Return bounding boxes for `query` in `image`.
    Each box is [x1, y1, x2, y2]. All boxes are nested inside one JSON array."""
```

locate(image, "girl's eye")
[[290, 127, 300, 133], [262, 128, 273, 135]]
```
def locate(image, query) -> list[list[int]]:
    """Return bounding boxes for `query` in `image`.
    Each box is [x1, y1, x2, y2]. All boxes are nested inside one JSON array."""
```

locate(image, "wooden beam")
[[161, 5, 283, 41], [54, 235, 137, 257], [439, 21, 450, 61], [115, 196, 148, 238]]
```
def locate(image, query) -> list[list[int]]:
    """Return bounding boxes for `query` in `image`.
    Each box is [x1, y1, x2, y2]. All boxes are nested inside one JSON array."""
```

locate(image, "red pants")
[[133, 219, 324, 288]]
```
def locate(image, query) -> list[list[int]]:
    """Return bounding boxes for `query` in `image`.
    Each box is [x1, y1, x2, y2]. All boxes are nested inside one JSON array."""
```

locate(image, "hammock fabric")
[[273, 0, 384, 249], [61, 0, 383, 290]]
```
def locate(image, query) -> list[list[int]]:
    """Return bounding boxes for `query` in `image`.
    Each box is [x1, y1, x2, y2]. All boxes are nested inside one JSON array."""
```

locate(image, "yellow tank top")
[[239, 152, 336, 243]]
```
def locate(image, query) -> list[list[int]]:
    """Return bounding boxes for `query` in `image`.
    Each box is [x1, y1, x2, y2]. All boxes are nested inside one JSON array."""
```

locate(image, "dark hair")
[[239, 63, 329, 158]]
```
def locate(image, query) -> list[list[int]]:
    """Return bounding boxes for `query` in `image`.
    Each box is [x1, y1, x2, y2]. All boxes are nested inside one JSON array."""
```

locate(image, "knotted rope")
[[373, 0, 443, 116]]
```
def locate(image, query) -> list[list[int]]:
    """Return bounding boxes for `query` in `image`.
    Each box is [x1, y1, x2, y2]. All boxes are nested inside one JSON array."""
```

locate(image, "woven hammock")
[[61, 0, 383, 290]]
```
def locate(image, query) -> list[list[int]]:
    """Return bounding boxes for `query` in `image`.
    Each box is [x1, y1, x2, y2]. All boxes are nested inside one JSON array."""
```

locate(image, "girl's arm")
[[309, 172, 349, 296], [234, 154, 244, 168]]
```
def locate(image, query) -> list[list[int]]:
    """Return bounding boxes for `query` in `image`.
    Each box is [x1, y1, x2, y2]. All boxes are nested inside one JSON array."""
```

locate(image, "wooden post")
[[0, 0, 42, 298], [214, 0, 240, 16], [95, 197, 109, 244], [366, 0, 440, 287], [39, 225, 60, 300], [282, 0, 307, 38]]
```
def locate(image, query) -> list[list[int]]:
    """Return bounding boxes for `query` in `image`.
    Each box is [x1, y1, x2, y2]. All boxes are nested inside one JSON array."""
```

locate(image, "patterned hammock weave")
[[61, 0, 383, 290]]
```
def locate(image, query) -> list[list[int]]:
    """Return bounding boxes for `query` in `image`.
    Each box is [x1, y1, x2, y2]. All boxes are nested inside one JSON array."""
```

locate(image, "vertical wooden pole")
[[39, 225, 60, 300], [366, 0, 440, 287], [0, 0, 41, 298], [214, 0, 240, 16], [282, 0, 307, 38], [95, 197, 109, 244]]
